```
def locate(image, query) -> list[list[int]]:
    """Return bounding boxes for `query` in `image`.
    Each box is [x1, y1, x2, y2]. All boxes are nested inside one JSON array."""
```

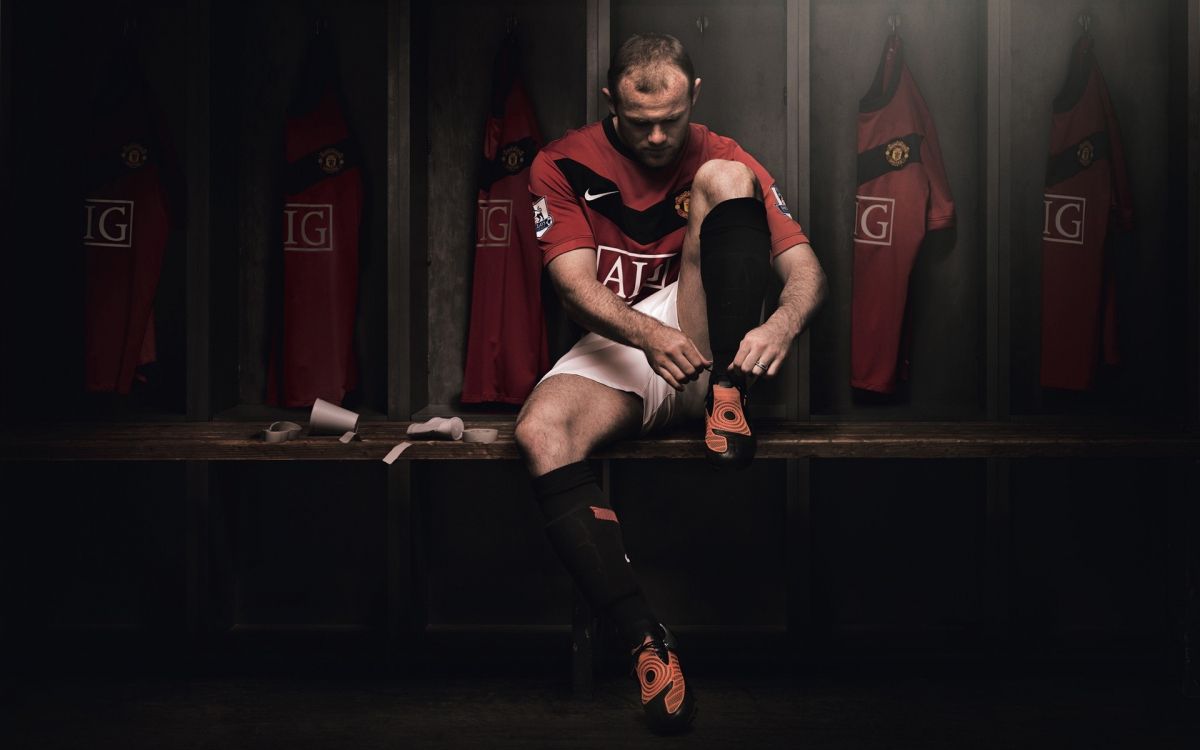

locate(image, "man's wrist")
[[763, 312, 798, 341], [626, 312, 658, 351]]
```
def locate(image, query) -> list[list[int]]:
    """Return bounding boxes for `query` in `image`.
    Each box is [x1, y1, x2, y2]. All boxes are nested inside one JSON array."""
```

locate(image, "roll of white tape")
[[263, 421, 303, 443]]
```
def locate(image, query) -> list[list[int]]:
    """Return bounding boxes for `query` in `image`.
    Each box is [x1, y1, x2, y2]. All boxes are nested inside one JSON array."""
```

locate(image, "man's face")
[[608, 66, 699, 169]]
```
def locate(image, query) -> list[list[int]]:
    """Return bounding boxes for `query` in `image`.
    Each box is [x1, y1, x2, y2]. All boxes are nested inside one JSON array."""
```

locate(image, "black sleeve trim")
[[553, 157, 689, 245], [283, 136, 363, 196], [1044, 131, 1110, 187], [856, 133, 924, 187], [478, 136, 540, 192]]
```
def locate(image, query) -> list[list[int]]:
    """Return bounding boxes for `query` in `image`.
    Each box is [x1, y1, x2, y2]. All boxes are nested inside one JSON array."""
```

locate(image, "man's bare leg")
[[514, 374, 641, 477], [514, 374, 659, 657]]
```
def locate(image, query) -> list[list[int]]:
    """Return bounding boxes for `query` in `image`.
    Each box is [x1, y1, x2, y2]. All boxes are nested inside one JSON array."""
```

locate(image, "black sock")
[[532, 461, 655, 647], [700, 197, 771, 385]]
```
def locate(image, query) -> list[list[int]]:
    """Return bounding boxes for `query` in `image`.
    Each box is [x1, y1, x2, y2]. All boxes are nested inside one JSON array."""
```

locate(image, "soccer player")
[[514, 33, 827, 733]]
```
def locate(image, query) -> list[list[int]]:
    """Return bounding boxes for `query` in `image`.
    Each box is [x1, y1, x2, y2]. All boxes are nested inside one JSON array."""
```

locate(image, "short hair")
[[607, 33, 695, 106]]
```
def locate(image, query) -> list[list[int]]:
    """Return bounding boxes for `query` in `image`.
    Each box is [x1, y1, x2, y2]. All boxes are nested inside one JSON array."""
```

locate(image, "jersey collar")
[[603, 115, 641, 162], [602, 115, 693, 172], [860, 33, 905, 113]]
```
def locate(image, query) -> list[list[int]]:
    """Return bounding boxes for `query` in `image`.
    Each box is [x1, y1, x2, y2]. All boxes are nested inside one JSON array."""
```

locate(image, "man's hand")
[[729, 319, 791, 384], [726, 241, 827, 385], [641, 323, 711, 391], [547, 248, 712, 391]]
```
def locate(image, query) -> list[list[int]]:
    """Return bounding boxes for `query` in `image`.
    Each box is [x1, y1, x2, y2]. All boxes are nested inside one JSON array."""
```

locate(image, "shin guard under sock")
[[532, 461, 655, 646], [700, 197, 771, 383]]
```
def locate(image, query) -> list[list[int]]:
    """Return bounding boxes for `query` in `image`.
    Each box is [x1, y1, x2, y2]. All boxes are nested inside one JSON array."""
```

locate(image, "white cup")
[[309, 398, 360, 435]]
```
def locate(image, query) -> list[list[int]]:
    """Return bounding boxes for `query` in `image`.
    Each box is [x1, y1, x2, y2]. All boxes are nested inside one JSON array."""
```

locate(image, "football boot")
[[632, 624, 697, 734], [704, 376, 755, 469]]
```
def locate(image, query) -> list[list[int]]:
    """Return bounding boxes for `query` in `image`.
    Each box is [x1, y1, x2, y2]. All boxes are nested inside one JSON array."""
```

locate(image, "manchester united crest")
[[884, 139, 910, 168], [674, 189, 691, 219], [121, 143, 149, 169], [318, 147, 345, 174], [501, 144, 525, 174], [1076, 140, 1094, 168]]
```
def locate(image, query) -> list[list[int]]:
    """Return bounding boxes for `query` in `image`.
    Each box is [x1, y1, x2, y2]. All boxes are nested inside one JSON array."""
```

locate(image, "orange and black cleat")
[[704, 378, 755, 470], [632, 624, 697, 734]]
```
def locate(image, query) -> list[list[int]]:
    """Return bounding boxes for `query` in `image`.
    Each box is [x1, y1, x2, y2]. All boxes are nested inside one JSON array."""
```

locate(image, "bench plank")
[[2, 420, 1199, 461]]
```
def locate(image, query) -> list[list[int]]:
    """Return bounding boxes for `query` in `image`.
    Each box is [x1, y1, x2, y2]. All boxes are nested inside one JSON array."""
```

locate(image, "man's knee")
[[513, 408, 547, 458], [693, 159, 759, 204], [514, 402, 569, 462]]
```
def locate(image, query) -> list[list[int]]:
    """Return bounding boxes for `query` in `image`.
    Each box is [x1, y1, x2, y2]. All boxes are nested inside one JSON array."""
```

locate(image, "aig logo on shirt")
[[477, 199, 512, 248], [596, 245, 675, 302], [854, 195, 895, 246], [1042, 194, 1086, 245], [83, 199, 134, 248], [284, 203, 334, 252]]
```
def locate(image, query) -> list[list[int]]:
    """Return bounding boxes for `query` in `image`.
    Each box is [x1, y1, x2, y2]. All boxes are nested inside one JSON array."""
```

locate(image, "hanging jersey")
[[267, 35, 363, 408], [461, 38, 548, 404], [850, 34, 955, 394], [529, 118, 808, 307], [83, 47, 178, 394], [1039, 34, 1133, 391]]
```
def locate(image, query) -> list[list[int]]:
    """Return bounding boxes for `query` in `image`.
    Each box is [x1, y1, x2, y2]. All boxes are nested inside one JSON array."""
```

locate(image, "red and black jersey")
[[461, 36, 548, 405], [266, 34, 363, 408], [850, 34, 955, 394], [1039, 34, 1133, 391], [529, 118, 808, 307], [83, 46, 180, 394]]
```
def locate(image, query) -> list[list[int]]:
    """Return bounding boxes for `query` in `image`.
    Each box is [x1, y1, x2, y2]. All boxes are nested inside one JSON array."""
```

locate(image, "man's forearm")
[[765, 256, 827, 339], [559, 278, 662, 349]]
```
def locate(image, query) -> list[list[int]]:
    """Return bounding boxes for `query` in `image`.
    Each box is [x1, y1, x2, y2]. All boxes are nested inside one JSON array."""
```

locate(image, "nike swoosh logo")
[[584, 188, 619, 202]]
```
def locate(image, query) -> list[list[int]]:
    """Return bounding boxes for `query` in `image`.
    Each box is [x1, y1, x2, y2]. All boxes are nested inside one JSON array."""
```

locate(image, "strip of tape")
[[339, 430, 358, 444], [381, 442, 412, 465]]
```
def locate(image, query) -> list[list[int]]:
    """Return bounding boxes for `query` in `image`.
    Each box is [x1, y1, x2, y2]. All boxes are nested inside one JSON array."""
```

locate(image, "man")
[[514, 33, 826, 733]]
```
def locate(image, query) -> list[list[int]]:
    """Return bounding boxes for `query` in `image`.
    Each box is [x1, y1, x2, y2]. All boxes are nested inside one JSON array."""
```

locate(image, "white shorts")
[[539, 281, 708, 434]]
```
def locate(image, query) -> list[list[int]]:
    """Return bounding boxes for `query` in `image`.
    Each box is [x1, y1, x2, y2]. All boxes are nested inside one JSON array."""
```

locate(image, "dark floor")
[[3, 672, 1199, 750]]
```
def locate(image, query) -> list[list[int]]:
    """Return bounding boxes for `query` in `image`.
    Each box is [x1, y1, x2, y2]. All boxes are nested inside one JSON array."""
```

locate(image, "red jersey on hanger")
[[851, 33, 955, 394], [267, 35, 362, 408], [83, 47, 178, 394], [1039, 33, 1133, 391], [461, 36, 548, 404]]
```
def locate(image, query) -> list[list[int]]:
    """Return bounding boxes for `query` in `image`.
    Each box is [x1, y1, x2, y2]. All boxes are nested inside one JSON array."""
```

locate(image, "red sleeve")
[[727, 144, 811, 256], [528, 151, 595, 265], [920, 109, 956, 230]]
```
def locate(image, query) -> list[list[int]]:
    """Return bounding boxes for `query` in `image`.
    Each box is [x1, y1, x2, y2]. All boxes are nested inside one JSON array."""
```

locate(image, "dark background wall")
[[0, 0, 1197, 678]]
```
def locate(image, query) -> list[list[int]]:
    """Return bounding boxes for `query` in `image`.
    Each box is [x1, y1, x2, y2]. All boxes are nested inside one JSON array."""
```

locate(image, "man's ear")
[[692, 78, 702, 107], [601, 87, 616, 116]]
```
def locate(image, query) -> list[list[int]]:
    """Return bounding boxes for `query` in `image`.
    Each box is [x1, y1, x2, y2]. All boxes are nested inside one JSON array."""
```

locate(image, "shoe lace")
[[631, 637, 670, 664]]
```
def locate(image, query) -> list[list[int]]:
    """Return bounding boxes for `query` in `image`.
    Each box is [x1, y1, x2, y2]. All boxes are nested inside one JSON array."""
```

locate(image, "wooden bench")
[[3, 419, 1199, 695], [5, 419, 1200, 461]]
